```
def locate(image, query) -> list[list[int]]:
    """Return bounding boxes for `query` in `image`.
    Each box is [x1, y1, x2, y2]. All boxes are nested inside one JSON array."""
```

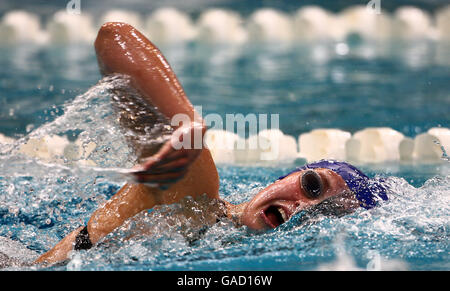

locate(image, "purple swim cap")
[[278, 160, 388, 209]]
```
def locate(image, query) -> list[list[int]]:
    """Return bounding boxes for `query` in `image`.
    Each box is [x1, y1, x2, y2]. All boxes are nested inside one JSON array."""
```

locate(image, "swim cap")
[[278, 160, 388, 209]]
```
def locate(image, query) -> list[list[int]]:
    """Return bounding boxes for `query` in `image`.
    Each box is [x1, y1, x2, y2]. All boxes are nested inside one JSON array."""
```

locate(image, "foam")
[[316, 236, 408, 271], [18, 135, 70, 162], [299, 129, 351, 162], [15, 134, 98, 167], [64, 137, 97, 163], [0, 236, 38, 265]]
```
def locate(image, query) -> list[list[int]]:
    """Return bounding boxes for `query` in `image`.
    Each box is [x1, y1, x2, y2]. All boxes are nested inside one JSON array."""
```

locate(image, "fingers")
[[132, 169, 188, 189], [148, 149, 189, 168], [134, 152, 190, 175], [143, 157, 191, 174], [129, 152, 197, 188], [127, 136, 202, 189], [131, 154, 193, 189]]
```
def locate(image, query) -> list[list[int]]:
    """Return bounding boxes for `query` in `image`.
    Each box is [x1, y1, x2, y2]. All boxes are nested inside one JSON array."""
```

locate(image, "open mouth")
[[262, 205, 289, 228]]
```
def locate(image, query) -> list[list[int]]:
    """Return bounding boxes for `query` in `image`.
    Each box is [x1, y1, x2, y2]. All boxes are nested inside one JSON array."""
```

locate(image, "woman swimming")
[[34, 22, 389, 265]]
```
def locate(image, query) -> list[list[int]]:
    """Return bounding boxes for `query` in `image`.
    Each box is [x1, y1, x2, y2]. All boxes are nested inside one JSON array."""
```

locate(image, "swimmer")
[[33, 23, 389, 265]]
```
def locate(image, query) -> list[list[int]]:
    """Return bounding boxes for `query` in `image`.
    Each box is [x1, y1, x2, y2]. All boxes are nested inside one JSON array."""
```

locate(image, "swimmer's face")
[[240, 168, 359, 230]]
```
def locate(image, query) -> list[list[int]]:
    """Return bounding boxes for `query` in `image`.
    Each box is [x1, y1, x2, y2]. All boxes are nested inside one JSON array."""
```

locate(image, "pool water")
[[1, 41, 450, 138], [0, 37, 449, 269]]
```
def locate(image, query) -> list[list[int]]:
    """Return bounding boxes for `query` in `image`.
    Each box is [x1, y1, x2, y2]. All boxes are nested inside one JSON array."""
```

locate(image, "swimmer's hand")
[[129, 123, 205, 189]]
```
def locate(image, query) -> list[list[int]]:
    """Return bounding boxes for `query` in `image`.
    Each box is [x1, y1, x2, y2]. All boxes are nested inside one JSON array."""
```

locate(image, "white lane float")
[[436, 5, 450, 40], [393, 6, 434, 39], [4, 127, 449, 165], [0, 10, 47, 44], [204, 129, 240, 164], [1, 6, 450, 45], [299, 129, 351, 162], [399, 137, 415, 161], [247, 8, 293, 43], [0, 133, 15, 144], [346, 127, 405, 163], [257, 129, 298, 162], [293, 6, 338, 41], [47, 10, 96, 44], [82, 126, 450, 165], [411, 127, 450, 162], [145, 8, 196, 44], [196, 9, 247, 44], [232, 129, 297, 164], [100, 10, 143, 31], [339, 5, 393, 41]]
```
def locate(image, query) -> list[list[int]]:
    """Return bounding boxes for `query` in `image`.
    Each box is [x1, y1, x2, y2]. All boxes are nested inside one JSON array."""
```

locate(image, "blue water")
[[0, 36, 449, 269], [1, 42, 450, 138], [0, 163, 448, 270]]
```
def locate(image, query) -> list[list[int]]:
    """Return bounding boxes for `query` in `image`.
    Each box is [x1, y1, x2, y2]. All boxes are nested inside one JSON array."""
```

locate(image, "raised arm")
[[96, 22, 208, 185], [95, 22, 199, 123], [34, 22, 219, 265]]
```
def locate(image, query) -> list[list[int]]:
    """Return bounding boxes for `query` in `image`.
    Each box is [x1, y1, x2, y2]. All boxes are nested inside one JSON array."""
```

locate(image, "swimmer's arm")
[[131, 124, 206, 186], [33, 226, 83, 265], [35, 23, 221, 266], [95, 22, 200, 124], [34, 183, 157, 265], [95, 22, 207, 183]]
